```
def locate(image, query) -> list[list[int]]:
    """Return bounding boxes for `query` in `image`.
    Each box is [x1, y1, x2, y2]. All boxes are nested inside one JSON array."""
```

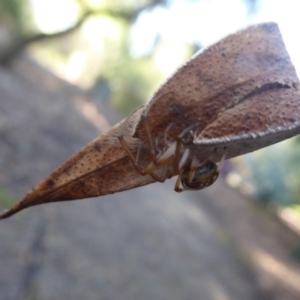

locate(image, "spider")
[[118, 93, 225, 192]]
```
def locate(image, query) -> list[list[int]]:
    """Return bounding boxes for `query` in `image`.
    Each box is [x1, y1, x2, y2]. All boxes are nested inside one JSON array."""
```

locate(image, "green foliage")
[[0, 0, 35, 34], [240, 137, 300, 206], [0, 189, 16, 208], [10, 5, 160, 116], [291, 240, 300, 260], [107, 58, 162, 114], [96, 20, 163, 113], [289, 204, 300, 216]]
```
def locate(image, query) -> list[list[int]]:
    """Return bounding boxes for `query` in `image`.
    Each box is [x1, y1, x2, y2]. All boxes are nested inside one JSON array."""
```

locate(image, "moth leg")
[[174, 156, 202, 193], [118, 91, 174, 171], [118, 133, 169, 181], [118, 96, 179, 182], [145, 125, 195, 175], [141, 123, 195, 182], [146, 145, 191, 186], [117, 109, 163, 181], [140, 91, 175, 165], [164, 123, 174, 145], [174, 174, 184, 192], [117, 108, 146, 174], [151, 164, 171, 183]]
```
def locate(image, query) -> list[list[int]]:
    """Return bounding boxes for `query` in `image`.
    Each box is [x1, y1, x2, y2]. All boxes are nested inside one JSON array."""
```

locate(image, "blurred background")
[[0, 0, 300, 299]]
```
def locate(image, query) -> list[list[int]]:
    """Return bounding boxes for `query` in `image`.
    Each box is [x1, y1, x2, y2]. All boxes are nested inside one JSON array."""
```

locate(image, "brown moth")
[[1, 22, 300, 220]]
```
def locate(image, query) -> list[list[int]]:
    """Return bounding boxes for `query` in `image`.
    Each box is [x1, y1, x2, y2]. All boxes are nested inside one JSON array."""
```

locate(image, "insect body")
[[1, 22, 300, 220], [118, 94, 223, 192], [180, 160, 219, 191]]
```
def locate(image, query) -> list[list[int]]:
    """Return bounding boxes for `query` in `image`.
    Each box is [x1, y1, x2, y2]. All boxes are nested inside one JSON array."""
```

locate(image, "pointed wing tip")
[[0, 203, 26, 220], [0, 209, 15, 220]]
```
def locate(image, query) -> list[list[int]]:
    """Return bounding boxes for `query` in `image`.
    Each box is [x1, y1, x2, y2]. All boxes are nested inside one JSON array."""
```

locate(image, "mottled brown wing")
[[0, 107, 155, 219], [193, 85, 300, 161], [133, 22, 300, 161]]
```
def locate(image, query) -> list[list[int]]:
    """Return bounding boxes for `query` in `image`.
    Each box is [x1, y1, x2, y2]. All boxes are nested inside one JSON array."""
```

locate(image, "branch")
[[0, 1, 163, 65], [0, 10, 92, 65]]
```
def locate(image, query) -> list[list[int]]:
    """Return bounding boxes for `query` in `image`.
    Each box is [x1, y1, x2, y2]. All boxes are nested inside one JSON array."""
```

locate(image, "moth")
[[1, 22, 300, 220]]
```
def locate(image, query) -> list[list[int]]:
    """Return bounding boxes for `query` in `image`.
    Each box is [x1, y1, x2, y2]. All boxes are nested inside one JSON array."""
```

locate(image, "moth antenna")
[[135, 143, 142, 161], [164, 123, 174, 144]]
